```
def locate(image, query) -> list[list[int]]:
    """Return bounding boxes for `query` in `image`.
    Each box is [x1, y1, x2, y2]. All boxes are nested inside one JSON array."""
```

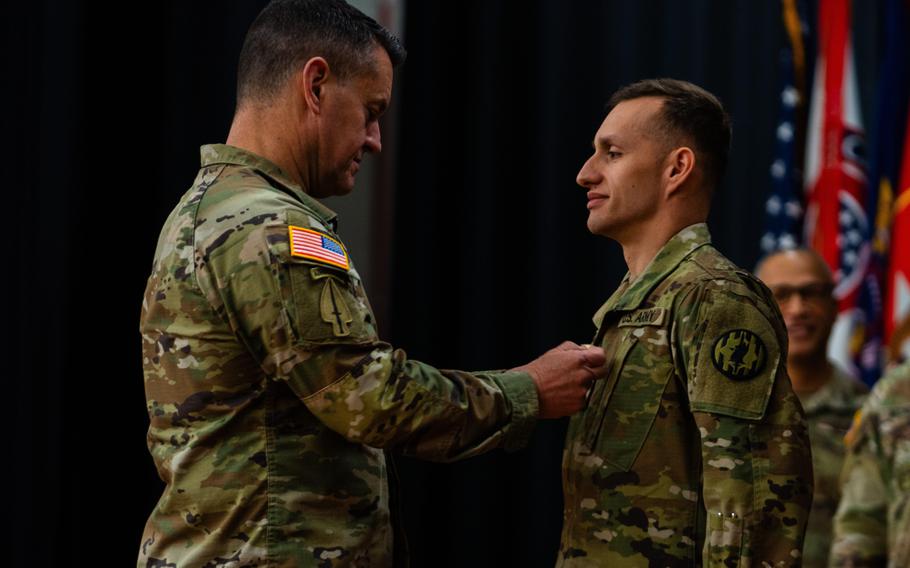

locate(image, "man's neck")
[[623, 239, 666, 278], [621, 220, 697, 278], [787, 357, 833, 395], [226, 105, 308, 190]]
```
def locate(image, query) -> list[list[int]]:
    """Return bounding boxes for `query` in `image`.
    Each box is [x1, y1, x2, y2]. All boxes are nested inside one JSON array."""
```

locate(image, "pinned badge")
[[711, 329, 767, 380]]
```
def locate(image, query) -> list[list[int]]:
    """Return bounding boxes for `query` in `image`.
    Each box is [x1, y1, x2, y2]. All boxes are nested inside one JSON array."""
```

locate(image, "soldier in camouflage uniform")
[[138, 2, 605, 566], [559, 79, 813, 566], [757, 249, 868, 568], [829, 326, 910, 566]]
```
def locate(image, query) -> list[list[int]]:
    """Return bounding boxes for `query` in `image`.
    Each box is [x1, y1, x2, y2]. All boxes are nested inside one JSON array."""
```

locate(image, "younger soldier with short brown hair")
[[559, 79, 813, 566]]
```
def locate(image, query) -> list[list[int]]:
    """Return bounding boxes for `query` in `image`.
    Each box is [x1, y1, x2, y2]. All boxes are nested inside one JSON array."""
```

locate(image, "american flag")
[[760, 0, 811, 254], [289, 226, 350, 270]]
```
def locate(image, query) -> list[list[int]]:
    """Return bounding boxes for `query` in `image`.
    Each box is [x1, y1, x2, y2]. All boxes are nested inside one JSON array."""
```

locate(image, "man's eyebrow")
[[594, 135, 618, 150]]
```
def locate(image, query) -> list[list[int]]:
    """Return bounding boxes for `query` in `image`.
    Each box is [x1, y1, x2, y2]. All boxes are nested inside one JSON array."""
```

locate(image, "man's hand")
[[511, 341, 606, 419]]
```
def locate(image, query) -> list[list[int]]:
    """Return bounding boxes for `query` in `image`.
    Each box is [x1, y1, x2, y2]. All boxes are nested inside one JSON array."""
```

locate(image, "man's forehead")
[[758, 250, 833, 284], [348, 63, 393, 107], [596, 97, 665, 144]]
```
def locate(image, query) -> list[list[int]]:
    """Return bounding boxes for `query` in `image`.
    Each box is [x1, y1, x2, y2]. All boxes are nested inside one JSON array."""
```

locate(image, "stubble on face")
[[580, 97, 670, 241], [315, 46, 392, 198]]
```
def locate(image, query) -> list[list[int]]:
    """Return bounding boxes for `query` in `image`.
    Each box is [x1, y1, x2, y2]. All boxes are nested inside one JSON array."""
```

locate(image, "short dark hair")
[[606, 78, 731, 192], [236, 0, 406, 105]]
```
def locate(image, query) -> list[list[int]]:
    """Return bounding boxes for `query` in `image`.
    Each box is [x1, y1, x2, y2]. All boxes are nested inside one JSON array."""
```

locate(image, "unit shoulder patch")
[[711, 329, 767, 380], [688, 289, 781, 420]]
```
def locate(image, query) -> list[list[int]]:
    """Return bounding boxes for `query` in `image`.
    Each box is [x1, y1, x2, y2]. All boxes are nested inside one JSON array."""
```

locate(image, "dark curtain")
[[8, 3, 269, 565], [8, 1, 881, 566]]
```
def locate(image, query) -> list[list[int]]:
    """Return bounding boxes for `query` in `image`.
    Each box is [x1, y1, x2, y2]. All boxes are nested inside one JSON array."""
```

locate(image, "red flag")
[[886, 108, 910, 340], [803, 0, 871, 375]]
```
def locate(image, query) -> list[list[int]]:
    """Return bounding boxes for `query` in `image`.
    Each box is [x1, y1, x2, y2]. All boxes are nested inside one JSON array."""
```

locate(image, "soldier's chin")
[[787, 342, 824, 364], [586, 217, 610, 237], [330, 175, 356, 197]]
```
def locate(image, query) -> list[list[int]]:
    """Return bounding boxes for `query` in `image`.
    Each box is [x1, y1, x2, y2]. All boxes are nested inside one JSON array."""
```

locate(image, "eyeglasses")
[[769, 283, 834, 305]]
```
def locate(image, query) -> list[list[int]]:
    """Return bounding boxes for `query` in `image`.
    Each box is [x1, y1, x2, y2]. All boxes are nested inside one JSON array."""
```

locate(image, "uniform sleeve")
[[829, 406, 889, 566], [674, 281, 813, 566], [202, 214, 538, 461]]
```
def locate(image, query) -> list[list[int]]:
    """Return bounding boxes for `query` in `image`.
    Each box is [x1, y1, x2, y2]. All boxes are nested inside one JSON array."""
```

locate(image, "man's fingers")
[[578, 365, 606, 390], [579, 345, 605, 368]]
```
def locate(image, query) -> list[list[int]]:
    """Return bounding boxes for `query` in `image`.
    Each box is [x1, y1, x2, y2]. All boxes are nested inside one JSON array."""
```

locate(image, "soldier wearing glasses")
[[757, 248, 868, 568]]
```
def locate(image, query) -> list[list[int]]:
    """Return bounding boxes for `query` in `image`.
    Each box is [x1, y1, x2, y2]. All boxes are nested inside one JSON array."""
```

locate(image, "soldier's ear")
[[664, 146, 695, 196], [301, 57, 330, 113]]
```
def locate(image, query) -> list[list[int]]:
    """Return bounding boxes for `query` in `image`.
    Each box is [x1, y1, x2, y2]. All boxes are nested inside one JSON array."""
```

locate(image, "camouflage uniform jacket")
[[559, 224, 813, 567], [138, 144, 539, 568], [798, 366, 867, 568], [830, 362, 910, 567]]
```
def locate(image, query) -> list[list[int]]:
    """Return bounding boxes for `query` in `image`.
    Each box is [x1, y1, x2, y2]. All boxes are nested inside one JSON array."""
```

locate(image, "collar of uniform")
[[199, 144, 339, 230], [800, 364, 867, 414], [592, 223, 712, 327]]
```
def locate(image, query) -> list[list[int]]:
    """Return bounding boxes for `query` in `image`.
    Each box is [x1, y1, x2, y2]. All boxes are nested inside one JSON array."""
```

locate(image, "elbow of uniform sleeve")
[[486, 369, 539, 452]]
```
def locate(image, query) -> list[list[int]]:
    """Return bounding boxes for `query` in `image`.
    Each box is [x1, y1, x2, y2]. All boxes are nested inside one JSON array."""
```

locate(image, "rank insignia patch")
[[289, 226, 350, 271], [711, 329, 767, 380]]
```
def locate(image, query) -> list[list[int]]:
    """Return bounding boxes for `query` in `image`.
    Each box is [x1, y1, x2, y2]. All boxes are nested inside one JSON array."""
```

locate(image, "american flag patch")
[[288, 226, 350, 271]]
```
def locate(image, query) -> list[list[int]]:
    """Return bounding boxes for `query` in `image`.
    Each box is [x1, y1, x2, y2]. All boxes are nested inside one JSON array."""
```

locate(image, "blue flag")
[[856, 0, 910, 384]]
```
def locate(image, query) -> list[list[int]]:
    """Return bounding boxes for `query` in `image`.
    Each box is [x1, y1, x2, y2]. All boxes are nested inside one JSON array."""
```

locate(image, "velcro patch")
[[618, 307, 667, 327], [689, 291, 780, 420], [711, 329, 767, 380], [289, 226, 350, 271]]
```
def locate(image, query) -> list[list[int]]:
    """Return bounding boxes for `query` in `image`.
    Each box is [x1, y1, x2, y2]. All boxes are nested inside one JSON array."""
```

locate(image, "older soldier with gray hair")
[[559, 79, 813, 566], [137, 1, 604, 566]]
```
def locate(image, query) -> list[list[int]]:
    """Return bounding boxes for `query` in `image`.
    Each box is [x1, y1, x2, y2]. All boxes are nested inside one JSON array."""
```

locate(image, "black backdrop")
[[8, 1, 884, 566]]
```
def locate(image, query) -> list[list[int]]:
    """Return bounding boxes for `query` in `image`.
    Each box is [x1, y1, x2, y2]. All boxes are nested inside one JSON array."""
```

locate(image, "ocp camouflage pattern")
[[558, 224, 813, 567], [797, 367, 866, 568], [830, 361, 910, 567], [138, 144, 539, 567]]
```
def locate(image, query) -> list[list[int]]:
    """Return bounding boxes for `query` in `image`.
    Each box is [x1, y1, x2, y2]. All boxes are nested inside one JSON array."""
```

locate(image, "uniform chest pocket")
[[586, 325, 675, 471]]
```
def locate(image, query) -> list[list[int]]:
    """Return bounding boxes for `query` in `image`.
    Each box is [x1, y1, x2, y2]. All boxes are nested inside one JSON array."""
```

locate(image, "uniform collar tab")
[[595, 223, 712, 321]]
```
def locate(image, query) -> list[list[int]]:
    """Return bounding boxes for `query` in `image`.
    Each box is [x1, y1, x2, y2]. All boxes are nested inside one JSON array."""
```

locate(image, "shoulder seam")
[[191, 164, 228, 292]]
